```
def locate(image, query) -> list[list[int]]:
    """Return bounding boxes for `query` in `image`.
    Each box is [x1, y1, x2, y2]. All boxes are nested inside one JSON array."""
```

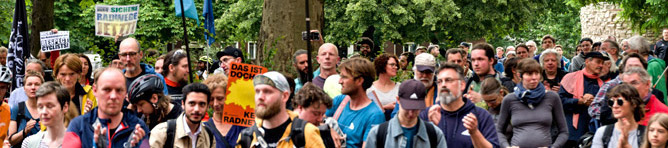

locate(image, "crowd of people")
[[3, 29, 668, 148]]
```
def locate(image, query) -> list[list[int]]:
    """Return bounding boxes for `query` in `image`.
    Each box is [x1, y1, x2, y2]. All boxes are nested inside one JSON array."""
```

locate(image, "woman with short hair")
[[21, 82, 70, 147]]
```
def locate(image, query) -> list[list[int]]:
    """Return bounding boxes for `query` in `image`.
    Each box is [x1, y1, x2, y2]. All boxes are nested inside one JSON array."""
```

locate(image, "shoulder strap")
[[17, 101, 25, 121], [371, 91, 384, 112], [290, 118, 307, 148], [202, 124, 217, 147], [637, 125, 646, 147], [237, 125, 257, 148], [425, 121, 438, 148], [375, 122, 389, 146], [333, 96, 351, 120], [164, 119, 177, 148], [603, 124, 615, 148]]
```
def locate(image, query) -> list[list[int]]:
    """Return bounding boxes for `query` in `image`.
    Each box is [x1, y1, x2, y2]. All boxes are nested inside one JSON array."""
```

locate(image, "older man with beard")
[[390, 53, 439, 117], [237, 71, 324, 148], [292, 49, 309, 93], [118, 38, 168, 94], [420, 63, 499, 148]]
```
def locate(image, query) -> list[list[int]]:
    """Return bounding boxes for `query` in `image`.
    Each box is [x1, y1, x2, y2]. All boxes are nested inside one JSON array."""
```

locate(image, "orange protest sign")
[[223, 62, 267, 127]]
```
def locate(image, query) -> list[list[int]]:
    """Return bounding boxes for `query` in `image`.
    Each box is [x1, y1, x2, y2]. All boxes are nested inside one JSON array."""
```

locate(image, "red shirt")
[[640, 95, 668, 125]]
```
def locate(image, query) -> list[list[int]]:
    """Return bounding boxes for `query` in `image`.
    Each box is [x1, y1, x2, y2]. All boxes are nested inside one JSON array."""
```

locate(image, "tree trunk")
[[257, 0, 324, 78], [29, 0, 55, 57]]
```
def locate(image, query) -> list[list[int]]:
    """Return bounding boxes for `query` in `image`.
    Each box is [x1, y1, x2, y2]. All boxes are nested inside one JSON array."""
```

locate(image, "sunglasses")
[[607, 97, 624, 106]]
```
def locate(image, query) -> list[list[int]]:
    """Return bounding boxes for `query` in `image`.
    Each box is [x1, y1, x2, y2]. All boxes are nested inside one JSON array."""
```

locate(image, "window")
[[403, 42, 415, 53], [247, 41, 257, 60]]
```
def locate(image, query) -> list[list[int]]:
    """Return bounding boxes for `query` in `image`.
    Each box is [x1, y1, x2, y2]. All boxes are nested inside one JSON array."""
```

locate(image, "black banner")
[[7, 0, 30, 90]]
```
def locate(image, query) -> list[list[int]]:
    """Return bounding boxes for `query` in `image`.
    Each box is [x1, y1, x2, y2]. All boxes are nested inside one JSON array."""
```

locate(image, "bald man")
[[118, 38, 168, 98], [313, 43, 340, 88]]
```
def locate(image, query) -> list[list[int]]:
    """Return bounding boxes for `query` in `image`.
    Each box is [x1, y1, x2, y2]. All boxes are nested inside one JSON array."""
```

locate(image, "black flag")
[[7, 0, 30, 90]]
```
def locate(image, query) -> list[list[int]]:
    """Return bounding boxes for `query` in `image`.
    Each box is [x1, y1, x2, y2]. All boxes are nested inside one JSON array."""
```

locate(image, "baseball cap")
[[253, 71, 290, 92], [216, 46, 244, 62], [414, 53, 436, 73], [584, 51, 610, 61], [398, 79, 427, 110]]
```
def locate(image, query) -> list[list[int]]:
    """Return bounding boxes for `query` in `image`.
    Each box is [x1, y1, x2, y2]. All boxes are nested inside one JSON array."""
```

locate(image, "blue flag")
[[203, 0, 215, 45], [174, 0, 199, 25]]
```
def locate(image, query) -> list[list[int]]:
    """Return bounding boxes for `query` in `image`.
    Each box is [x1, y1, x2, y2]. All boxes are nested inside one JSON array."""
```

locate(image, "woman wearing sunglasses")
[[592, 84, 646, 148], [641, 113, 668, 148], [496, 58, 569, 147]]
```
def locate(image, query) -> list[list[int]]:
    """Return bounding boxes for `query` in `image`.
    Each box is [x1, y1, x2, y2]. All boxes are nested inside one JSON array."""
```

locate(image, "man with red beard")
[[150, 83, 216, 147], [162, 49, 190, 95], [237, 71, 325, 148]]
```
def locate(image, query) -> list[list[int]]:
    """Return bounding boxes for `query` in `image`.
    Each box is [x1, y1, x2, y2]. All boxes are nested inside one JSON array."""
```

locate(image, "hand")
[[25, 119, 37, 131], [129, 124, 146, 147], [382, 102, 396, 110], [93, 124, 106, 144], [428, 105, 442, 125], [330, 129, 344, 148], [84, 101, 93, 113], [3, 140, 10, 148], [582, 94, 594, 106], [309, 30, 323, 43], [551, 86, 560, 92], [114, 33, 123, 42], [464, 91, 482, 103], [50, 29, 58, 33], [462, 113, 479, 133]]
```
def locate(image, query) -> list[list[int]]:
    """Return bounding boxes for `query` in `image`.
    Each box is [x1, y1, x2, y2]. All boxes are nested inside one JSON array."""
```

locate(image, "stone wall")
[[580, 2, 657, 43]]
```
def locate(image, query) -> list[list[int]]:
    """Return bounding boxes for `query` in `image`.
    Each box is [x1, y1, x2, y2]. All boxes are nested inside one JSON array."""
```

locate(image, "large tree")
[[30, 0, 55, 57]]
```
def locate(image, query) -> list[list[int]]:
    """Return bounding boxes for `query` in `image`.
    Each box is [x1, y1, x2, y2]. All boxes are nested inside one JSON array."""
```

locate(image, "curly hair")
[[374, 53, 399, 76], [293, 82, 332, 109]]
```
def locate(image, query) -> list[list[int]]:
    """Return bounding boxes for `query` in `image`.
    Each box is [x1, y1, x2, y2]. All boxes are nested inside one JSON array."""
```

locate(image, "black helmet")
[[128, 74, 164, 104]]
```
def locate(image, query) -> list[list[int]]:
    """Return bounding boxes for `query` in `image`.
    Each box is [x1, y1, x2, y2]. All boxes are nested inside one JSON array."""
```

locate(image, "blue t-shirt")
[[325, 95, 385, 148], [401, 125, 418, 148], [9, 102, 40, 139]]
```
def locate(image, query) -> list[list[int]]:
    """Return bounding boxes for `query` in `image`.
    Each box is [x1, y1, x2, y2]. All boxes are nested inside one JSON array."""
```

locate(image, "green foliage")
[[567, 0, 668, 34], [1, 0, 33, 46], [214, 0, 262, 44]]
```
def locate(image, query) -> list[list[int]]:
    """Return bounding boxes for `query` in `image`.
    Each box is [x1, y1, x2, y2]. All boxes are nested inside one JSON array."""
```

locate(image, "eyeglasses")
[[119, 51, 138, 57], [607, 97, 624, 106]]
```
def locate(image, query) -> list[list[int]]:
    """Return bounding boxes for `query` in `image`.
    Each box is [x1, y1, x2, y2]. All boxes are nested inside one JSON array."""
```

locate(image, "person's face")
[[385, 57, 398, 77], [111, 59, 124, 69], [585, 58, 604, 75], [622, 73, 651, 98], [414, 69, 434, 88], [581, 41, 593, 53], [37, 93, 66, 127], [79, 57, 89, 76], [663, 29, 668, 40], [297, 103, 327, 126], [24, 76, 42, 99], [622, 41, 630, 52], [543, 54, 558, 72], [294, 54, 309, 73], [183, 92, 208, 124], [339, 69, 362, 95], [219, 55, 238, 72], [57, 66, 80, 90], [609, 96, 634, 119], [624, 58, 644, 71], [496, 48, 504, 57], [93, 71, 126, 116], [601, 42, 618, 57], [482, 93, 502, 109], [399, 55, 408, 68], [516, 47, 529, 59], [447, 53, 466, 69], [649, 122, 668, 147], [521, 72, 541, 90], [430, 48, 440, 57], [397, 102, 421, 122], [0, 52, 7, 66], [197, 62, 206, 70], [39, 53, 49, 66], [317, 47, 339, 71], [211, 88, 226, 113], [360, 44, 371, 55], [154, 59, 164, 74], [254, 85, 285, 119], [170, 58, 190, 83], [527, 44, 537, 53], [542, 39, 554, 49], [26, 63, 43, 74], [134, 99, 155, 116], [436, 69, 465, 104], [600, 60, 612, 76], [118, 45, 142, 73], [471, 49, 492, 75], [555, 47, 563, 55]]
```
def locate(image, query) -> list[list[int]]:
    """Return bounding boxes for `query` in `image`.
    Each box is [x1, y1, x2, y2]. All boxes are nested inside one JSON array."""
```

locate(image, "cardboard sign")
[[95, 4, 139, 37], [39, 31, 70, 52], [224, 62, 267, 127]]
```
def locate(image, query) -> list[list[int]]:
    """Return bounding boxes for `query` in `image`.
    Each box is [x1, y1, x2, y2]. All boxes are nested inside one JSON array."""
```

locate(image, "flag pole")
[[304, 0, 313, 82], [179, 0, 194, 83]]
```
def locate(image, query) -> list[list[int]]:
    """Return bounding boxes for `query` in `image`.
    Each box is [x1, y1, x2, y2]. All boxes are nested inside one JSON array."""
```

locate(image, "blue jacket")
[[124, 63, 169, 94], [419, 98, 500, 148], [63, 108, 150, 148], [559, 76, 600, 141]]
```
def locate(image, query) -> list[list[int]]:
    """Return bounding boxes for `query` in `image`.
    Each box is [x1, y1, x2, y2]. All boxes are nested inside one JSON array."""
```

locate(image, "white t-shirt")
[[366, 83, 401, 106]]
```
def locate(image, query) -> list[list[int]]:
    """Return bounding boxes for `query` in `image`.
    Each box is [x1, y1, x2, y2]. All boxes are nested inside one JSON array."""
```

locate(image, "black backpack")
[[237, 118, 334, 148], [164, 119, 215, 148], [375, 120, 438, 148], [602, 124, 645, 148]]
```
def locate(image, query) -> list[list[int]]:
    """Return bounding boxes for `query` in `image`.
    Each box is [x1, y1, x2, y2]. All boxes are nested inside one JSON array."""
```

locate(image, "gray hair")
[[622, 67, 652, 87], [627, 36, 651, 56], [292, 49, 307, 64], [539, 49, 561, 68], [601, 51, 619, 73], [26, 58, 46, 74]]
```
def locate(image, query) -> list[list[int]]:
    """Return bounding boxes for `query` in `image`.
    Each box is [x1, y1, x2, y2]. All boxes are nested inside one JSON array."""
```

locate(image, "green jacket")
[[648, 58, 667, 101]]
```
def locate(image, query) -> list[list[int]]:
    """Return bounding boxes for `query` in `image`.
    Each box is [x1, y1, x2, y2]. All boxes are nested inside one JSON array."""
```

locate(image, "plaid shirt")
[[588, 76, 622, 119]]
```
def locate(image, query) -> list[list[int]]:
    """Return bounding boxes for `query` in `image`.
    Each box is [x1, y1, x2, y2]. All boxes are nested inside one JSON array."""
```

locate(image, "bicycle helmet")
[[128, 74, 164, 104], [0, 65, 12, 84]]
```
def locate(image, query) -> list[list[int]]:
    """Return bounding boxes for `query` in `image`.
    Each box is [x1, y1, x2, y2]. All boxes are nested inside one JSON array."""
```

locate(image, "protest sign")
[[40, 31, 70, 52], [224, 62, 267, 127], [95, 4, 139, 37]]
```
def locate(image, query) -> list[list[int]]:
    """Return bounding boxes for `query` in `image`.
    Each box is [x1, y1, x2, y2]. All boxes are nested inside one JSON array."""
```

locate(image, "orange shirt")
[[0, 103, 10, 141]]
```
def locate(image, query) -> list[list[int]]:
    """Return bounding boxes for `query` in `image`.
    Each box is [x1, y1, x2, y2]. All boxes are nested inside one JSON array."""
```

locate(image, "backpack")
[[11, 102, 32, 148], [164, 119, 214, 148], [237, 118, 331, 148], [602, 124, 645, 148], [375, 120, 438, 148]]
